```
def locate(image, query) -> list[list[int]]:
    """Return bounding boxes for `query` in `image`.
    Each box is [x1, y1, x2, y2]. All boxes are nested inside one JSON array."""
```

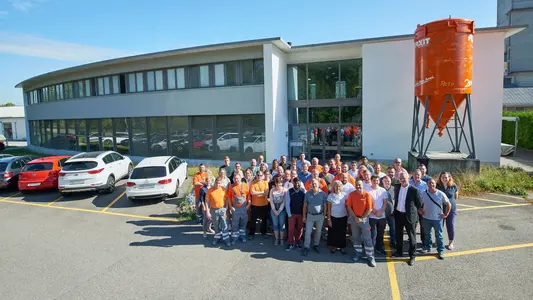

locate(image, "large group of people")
[[193, 152, 459, 267]]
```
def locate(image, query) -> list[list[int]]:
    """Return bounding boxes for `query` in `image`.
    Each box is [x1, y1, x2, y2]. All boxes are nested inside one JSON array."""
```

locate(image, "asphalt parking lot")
[[0, 182, 532, 300]]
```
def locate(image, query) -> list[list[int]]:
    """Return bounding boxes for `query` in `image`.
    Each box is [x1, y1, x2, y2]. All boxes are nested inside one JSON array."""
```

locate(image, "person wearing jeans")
[[437, 172, 459, 251], [269, 176, 287, 246], [302, 179, 327, 256], [346, 180, 376, 267], [199, 176, 215, 237], [419, 178, 451, 260], [380, 175, 396, 249], [285, 178, 306, 251], [367, 175, 388, 256]]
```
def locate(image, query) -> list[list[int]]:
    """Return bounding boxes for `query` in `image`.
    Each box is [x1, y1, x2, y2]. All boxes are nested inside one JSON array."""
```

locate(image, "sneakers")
[[408, 257, 416, 266], [274, 239, 280, 246], [207, 229, 215, 234], [285, 244, 294, 252], [302, 247, 309, 256], [368, 257, 376, 267], [241, 237, 247, 243], [352, 253, 362, 262], [438, 252, 445, 260], [312, 246, 320, 253]]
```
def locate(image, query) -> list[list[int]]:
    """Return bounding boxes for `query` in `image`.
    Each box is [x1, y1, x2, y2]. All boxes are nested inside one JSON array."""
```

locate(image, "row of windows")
[[25, 59, 264, 105], [28, 114, 266, 161]]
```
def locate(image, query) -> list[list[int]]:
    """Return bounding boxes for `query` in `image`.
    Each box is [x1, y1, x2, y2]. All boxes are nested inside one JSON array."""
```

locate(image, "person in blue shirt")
[[298, 163, 312, 184], [409, 169, 428, 250], [436, 171, 459, 251]]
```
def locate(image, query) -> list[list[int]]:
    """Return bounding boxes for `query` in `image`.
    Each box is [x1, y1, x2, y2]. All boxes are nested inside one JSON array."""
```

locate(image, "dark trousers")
[[370, 218, 387, 252], [386, 214, 396, 247], [394, 210, 417, 257], [419, 213, 427, 248], [249, 205, 270, 236]]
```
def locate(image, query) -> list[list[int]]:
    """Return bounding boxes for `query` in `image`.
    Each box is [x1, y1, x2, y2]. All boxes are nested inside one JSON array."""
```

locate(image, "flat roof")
[[15, 25, 526, 89]]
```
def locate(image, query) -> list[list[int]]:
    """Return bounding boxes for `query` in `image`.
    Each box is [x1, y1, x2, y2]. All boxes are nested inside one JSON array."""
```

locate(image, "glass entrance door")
[[309, 125, 340, 163]]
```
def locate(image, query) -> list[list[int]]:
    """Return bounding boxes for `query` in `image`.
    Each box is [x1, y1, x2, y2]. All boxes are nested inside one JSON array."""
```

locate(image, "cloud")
[[0, 31, 137, 62], [9, 0, 46, 11]]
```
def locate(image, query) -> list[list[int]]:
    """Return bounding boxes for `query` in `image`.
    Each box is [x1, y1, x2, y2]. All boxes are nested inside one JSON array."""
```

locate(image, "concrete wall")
[[25, 85, 264, 120], [286, 44, 362, 64], [263, 44, 288, 162], [362, 31, 506, 164]]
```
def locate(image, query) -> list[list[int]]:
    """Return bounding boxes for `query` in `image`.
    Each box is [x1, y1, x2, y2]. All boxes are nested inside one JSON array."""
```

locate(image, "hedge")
[[502, 110, 533, 150]]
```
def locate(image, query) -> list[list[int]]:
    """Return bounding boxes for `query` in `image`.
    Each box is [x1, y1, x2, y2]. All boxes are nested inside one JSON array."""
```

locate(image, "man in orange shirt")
[[206, 178, 231, 247], [334, 163, 356, 186], [308, 157, 323, 174], [248, 171, 270, 239], [193, 164, 210, 224], [227, 173, 250, 244], [305, 169, 328, 194], [334, 154, 342, 166], [346, 180, 376, 267]]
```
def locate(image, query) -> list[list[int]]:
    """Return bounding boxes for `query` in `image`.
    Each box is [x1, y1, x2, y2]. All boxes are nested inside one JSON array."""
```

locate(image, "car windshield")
[[62, 161, 98, 171], [22, 163, 53, 172], [0, 162, 8, 172], [130, 167, 167, 179]]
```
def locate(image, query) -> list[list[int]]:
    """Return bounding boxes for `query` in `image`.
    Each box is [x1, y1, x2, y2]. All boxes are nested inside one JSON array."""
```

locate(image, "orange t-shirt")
[[193, 171, 209, 198], [206, 186, 226, 209], [250, 180, 269, 206], [346, 190, 373, 217], [309, 165, 323, 174], [226, 182, 250, 207], [305, 178, 329, 194], [334, 173, 356, 186]]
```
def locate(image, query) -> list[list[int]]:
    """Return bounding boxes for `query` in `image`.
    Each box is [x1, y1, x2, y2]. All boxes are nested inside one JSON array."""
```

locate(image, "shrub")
[[502, 110, 533, 150], [454, 165, 533, 197]]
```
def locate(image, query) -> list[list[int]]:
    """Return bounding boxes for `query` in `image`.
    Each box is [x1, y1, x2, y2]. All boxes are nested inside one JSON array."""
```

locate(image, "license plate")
[[139, 184, 154, 189], [69, 180, 85, 185], [27, 183, 41, 187]]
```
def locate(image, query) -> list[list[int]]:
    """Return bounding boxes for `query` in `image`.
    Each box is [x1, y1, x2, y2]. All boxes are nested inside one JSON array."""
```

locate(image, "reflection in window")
[[65, 119, 76, 150], [88, 119, 100, 151], [102, 119, 113, 150], [253, 60, 264, 84], [340, 59, 362, 98], [169, 116, 188, 158], [136, 73, 143, 92], [242, 60, 253, 84], [289, 107, 307, 124], [214, 64, 225, 86], [309, 107, 339, 123], [225, 62, 237, 86], [191, 116, 213, 159], [189, 66, 200, 88], [242, 115, 266, 160], [76, 119, 87, 152], [200, 65, 210, 87], [131, 117, 148, 156], [147, 71, 155, 91], [307, 61, 338, 100], [149, 117, 167, 156], [287, 64, 307, 100], [215, 116, 239, 160], [341, 106, 362, 123], [112, 76, 120, 94], [85, 79, 92, 97], [155, 70, 163, 91], [64, 83, 73, 99], [167, 69, 176, 89], [114, 118, 130, 155]]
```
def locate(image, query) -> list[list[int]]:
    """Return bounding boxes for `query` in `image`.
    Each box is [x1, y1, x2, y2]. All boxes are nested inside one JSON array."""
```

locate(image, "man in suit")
[[393, 171, 422, 266]]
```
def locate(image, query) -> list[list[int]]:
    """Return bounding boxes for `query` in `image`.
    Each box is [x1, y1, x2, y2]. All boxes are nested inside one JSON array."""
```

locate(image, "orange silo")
[[414, 18, 474, 136]]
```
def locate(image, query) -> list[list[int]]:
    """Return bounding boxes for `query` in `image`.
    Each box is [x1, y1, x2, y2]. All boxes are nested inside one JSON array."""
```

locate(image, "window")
[[85, 79, 92, 96], [169, 116, 188, 158], [56, 84, 64, 100], [103, 154, 114, 164], [128, 73, 136, 92], [339, 59, 362, 99], [289, 107, 307, 124], [307, 61, 339, 100], [242, 60, 253, 84], [169, 160, 176, 173], [131, 117, 148, 157], [76, 81, 84, 97], [242, 115, 266, 160], [130, 167, 167, 179], [341, 106, 362, 123], [114, 118, 130, 155], [104, 77, 110, 94], [112, 75, 119, 94], [62, 161, 98, 171], [167, 69, 176, 89], [309, 107, 339, 123], [42, 87, 48, 102], [147, 71, 155, 91], [287, 64, 307, 100], [88, 119, 100, 151], [253, 59, 264, 84], [136, 72, 144, 92], [64, 83, 73, 99], [149, 117, 167, 156], [49, 85, 56, 101], [191, 116, 213, 159], [147, 71, 164, 91], [200, 65, 209, 87], [98, 78, 105, 95], [215, 116, 239, 160], [189, 66, 200, 88], [76, 119, 87, 152], [111, 153, 123, 161], [225, 62, 237, 86], [214, 64, 225, 86], [102, 118, 113, 150], [176, 68, 185, 89], [155, 70, 163, 90]]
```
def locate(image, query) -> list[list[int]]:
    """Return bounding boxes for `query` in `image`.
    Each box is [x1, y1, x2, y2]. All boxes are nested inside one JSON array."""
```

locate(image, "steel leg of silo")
[[450, 95, 473, 156], [454, 106, 460, 152], [457, 103, 468, 151], [423, 95, 449, 157], [466, 95, 476, 159], [445, 126, 456, 151], [411, 97, 420, 152], [418, 96, 429, 157]]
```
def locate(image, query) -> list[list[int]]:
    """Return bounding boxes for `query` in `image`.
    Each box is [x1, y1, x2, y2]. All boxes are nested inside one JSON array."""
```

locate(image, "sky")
[[0, 0, 498, 106]]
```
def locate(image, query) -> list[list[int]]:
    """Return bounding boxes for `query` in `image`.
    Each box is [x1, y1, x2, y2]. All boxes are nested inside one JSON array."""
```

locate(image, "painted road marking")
[[0, 198, 182, 223], [488, 193, 524, 200], [456, 203, 478, 208], [413, 242, 533, 262], [457, 203, 529, 212], [465, 196, 518, 206], [1, 192, 21, 200], [47, 196, 63, 206], [384, 236, 401, 300], [101, 191, 126, 212]]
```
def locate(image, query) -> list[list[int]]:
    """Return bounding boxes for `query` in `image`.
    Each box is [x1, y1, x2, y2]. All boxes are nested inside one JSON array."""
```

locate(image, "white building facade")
[[18, 26, 523, 165], [0, 106, 27, 141]]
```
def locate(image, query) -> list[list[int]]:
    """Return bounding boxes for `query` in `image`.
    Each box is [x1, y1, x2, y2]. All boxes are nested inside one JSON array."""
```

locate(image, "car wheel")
[[245, 147, 253, 153], [60, 191, 69, 197], [128, 197, 136, 202], [105, 176, 115, 194], [103, 139, 113, 147], [153, 145, 163, 153]]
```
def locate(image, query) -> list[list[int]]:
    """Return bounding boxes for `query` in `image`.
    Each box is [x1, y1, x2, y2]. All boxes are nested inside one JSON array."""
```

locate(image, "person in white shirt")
[[348, 161, 358, 179], [367, 175, 388, 255], [257, 155, 268, 170], [362, 170, 372, 191], [341, 173, 355, 195], [373, 163, 386, 178], [392, 158, 408, 180], [326, 180, 348, 254]]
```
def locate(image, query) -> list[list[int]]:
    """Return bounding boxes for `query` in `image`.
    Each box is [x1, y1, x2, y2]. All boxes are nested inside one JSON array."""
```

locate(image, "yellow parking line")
[[465, 196, 518, 205], [456, 203, 478, 208], [101, 191, 126, 212], [457, 203, 529, 212], [415, 242, 533, 262], [384, 238, 401, 299], [0, 197, 182, 222], [1, 192, 20, 200], [47, 196, 63, 206], [489, 193, 524, 200]]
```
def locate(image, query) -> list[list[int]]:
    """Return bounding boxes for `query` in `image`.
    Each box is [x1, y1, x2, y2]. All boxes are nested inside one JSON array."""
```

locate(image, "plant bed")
[[454, 165, 533, 197]]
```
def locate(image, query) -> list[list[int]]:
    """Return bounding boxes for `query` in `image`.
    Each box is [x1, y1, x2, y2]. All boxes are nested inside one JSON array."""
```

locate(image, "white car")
[[126, 156, 188, 201], [206, 132, 239, 151], [243, 135, 265, 153], [58, 151, 133, 195]]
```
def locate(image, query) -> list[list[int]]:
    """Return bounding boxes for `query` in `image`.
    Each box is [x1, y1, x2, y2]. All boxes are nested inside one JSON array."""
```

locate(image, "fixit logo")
[[415, 38, 430, 48]]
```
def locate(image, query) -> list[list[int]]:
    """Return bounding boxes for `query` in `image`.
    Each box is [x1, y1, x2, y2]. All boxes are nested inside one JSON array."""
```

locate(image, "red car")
[[18, 156, 71, 191]]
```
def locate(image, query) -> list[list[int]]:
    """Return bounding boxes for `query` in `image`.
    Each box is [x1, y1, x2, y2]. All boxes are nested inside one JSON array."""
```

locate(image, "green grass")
[[454, 165, 533, 197]]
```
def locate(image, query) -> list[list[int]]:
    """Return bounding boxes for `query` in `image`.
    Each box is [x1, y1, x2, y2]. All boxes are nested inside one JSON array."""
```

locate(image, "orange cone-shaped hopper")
[[414, 18, 474, 136]]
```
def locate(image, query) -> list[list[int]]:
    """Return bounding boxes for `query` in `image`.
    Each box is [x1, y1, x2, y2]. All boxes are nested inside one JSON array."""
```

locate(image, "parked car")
[[0, 155, 39, 190], [18, 156, 71, 192], [126, 156, 188, 201], [0, 134, 6, 151], [58, 151, 133, 195], [206, 132, 239, 151], [0, 154, 13, 158], [243, 135, 265, 153]]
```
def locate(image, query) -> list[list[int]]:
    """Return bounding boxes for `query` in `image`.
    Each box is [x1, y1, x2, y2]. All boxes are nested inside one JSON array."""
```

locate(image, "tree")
[[0, 103, 16, 107]]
